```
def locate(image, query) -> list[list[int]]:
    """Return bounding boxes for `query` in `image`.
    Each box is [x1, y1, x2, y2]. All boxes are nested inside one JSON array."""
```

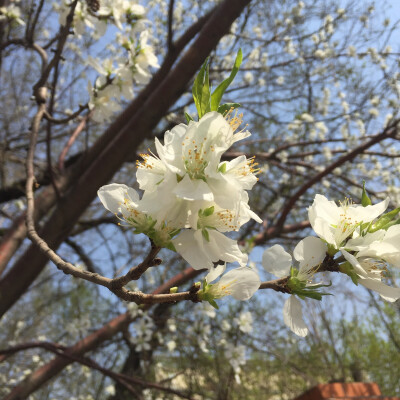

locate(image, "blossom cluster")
[[56, 0, 159, 122], [0, 1, 25, 26], [98, 110, 262, 304], [263, 194, 400, 337]]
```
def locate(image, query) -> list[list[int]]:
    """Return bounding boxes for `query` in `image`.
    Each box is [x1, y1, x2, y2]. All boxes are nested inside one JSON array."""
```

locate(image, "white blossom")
[[308, 194, 389, 249], [262, 237, 328, 337], [203, 264, 260, 301]]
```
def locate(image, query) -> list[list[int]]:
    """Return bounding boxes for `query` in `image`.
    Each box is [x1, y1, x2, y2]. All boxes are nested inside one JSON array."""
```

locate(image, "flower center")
[[136, 151, 165, 175], [198, 208, 239, 231], [182, 137, 212, 181], [361, 258, 387, 279]]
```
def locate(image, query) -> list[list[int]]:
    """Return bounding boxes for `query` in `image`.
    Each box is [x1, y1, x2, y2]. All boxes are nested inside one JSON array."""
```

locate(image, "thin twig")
[[58, 111, 92, 171]]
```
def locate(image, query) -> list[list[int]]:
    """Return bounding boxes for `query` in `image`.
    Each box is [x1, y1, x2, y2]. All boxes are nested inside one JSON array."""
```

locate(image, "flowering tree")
[[0, 0, 399, 398]]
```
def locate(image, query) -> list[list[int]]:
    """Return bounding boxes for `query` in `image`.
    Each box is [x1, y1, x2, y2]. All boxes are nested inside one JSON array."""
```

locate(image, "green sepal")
[[185, 112, 194, 123], [208, 299, 219, 309], [217, 102, 241, 116], [294, 290, 331, 301], [327, 243, 338, 256], [211, 49, 243, 111], [361, 181, 372, 207], [192, 57, 211, 119], [306, 281, 333, 290], [168, 229, 181, 238], [218, 162, 227, 173], [288, 270, 332, 300], [176, 174, 184, 183], [339, 261, 359, 285], [202, 228, 210, 242], [165, 241, 177, 252], [368, 207, 400, 233], [360, 221, 372, 236]]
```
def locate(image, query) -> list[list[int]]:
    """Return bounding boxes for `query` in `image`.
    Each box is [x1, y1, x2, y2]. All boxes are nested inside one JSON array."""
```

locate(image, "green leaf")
[[361, 181, 372, 207], [211, 49, 243, 111], [369, 207, 400, 232], [217, 102, 241, 116], [200, 63, 211, 116], [192, 57, 210, 118], [184, 112, 193, 123], [218, 162, 227, 173], [203, 206, 215, 217]]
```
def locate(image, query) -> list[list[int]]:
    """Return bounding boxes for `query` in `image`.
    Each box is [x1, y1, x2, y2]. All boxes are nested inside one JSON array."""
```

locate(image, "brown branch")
[[167, 0, 175, 51], [242, 220, 311, 247], [32, 0, 78, 100], [64, 237, 98, 273], [43, 104, 89, 125], [0, 342, 193, 399], [58, 111, 92, 171], [274, 120, 400, 231]]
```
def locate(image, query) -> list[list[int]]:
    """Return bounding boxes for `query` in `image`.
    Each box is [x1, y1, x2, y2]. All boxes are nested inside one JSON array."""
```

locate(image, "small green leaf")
[[218, 162, 227, 173], [184, 112, 194, 123], [169, 287, 178, 294], [361, 181, 372, 207], [200, 63, 211, 117], [369, 207, 400, 232], [217, 102, 241, 116], [202, 228, 210, 242], [211, 49, 243, 111], [203, 206, 215, 217], [192, 57, 210, 118]]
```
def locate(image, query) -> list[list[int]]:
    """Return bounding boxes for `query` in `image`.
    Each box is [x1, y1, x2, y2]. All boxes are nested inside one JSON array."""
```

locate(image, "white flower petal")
[[218, 267, 260, 300], [206, 263, 226, 284], [346, 230, 386, 252], [173, 175, 214, 202], [283, 296, 308, 337], [341, 249, 368, 278], [347, 197, 389, 223], [293, 236, 327, 264], [97, 183, 139, 214], [207, 230, 248, 267], [359, 278, 400, 302], [262, 245, 292, 278], [172, 230, 212, 269], [308, 194, 340, 227]]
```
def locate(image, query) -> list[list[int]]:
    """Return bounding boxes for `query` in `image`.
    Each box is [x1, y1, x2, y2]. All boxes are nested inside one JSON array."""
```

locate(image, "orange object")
[[293, 382, 400, 400]]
